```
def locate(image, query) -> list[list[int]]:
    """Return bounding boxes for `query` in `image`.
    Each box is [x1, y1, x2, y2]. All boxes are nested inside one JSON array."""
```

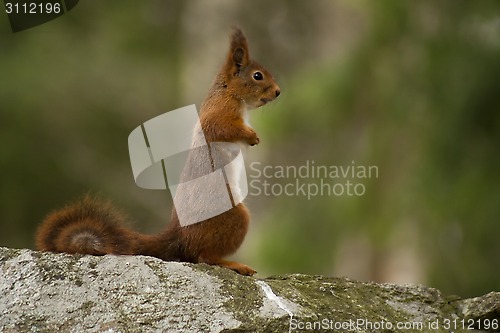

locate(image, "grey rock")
[[0, 247, 498, 332]]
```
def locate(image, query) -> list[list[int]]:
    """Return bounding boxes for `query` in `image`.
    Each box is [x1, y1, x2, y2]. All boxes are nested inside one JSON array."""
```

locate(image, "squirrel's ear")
[[229, 27, 249, 68], [232, 47, 246, 67]]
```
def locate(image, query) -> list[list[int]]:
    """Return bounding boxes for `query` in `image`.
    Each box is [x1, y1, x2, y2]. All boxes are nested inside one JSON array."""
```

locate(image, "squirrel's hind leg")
[[204, 258, 257, 276]]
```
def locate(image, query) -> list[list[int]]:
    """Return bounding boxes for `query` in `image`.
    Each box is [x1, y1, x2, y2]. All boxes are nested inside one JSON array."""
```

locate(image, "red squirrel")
[[35, 27, 280, 276]]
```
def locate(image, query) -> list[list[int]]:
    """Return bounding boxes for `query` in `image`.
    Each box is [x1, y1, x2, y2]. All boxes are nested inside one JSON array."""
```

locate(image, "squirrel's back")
[[36, 196, 139, 255]]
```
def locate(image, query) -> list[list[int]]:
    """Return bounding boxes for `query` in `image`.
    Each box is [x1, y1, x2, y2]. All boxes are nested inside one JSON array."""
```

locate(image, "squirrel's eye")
[[253, 72, 263, 81]]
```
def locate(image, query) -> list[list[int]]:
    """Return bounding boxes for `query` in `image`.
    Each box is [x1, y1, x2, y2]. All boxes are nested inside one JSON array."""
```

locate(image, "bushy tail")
[[36, 196, 137, 255]]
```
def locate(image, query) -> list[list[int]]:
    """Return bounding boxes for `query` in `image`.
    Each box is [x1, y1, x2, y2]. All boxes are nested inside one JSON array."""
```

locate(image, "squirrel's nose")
[[275, 89, 281, 97]]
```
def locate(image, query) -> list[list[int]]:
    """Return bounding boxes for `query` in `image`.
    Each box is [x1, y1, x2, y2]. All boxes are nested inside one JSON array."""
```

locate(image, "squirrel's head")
[[223, 27, 281, 109]]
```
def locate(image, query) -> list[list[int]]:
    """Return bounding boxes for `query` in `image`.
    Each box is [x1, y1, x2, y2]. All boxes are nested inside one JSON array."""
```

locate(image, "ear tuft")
[[228, 26, 250, 67], [230, 27, 246, 46]]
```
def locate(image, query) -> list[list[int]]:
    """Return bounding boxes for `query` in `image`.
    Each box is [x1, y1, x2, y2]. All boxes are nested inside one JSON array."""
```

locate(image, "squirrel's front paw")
[[248, 135, 260, 146]]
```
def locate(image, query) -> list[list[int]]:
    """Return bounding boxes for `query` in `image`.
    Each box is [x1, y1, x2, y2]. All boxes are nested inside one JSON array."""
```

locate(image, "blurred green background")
[[1, 0, 499, 298]]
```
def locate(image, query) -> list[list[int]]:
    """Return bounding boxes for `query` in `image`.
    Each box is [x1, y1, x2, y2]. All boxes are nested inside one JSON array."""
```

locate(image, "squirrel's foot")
[[207, 258, 257, 276]]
